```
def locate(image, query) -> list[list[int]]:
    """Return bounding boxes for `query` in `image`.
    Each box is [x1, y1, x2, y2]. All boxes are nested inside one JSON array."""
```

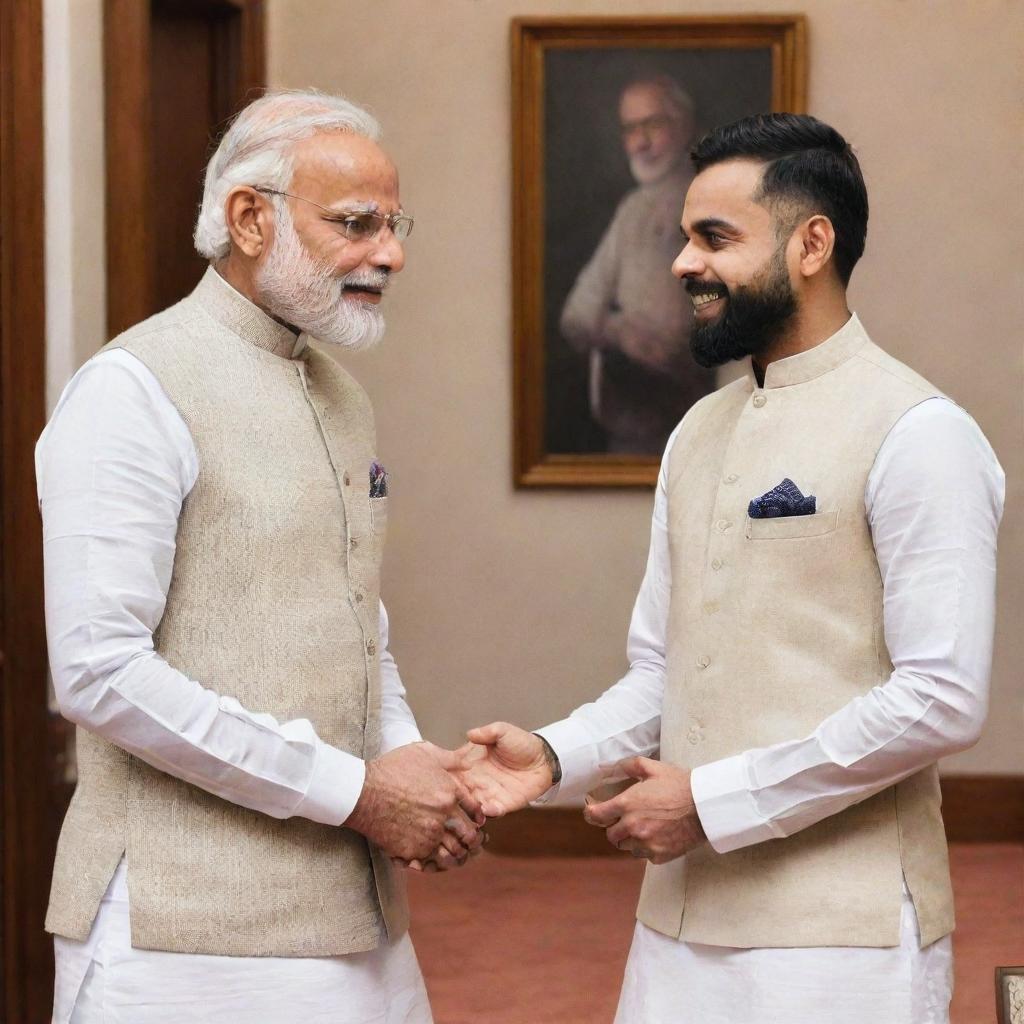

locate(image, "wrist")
[[345, 760, 378, 835], [533, 733, 562, 787]]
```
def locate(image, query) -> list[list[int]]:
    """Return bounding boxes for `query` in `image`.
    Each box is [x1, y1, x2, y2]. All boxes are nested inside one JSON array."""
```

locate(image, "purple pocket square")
[[369, 460, 388, 499], [748, 478, 816, 519]]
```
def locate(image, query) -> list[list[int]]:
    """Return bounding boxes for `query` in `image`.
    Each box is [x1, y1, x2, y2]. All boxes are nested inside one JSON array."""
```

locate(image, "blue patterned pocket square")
[[369, 460, 388, 498], [748, 478, 816, 519]]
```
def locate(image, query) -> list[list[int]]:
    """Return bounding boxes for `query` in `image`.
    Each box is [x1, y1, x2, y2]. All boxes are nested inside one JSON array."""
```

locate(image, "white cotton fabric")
[[40, 347, 427, 1022], [537, 397, 1003, 837], [55, 862, 433, 1024], [37, 348, 422, 829], [536, 391, 1002, 1021], [614, 888, 953, 1024]]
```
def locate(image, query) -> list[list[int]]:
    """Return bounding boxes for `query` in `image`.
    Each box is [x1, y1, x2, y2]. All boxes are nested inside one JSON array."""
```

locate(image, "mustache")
[[340, 269, 390, 293]]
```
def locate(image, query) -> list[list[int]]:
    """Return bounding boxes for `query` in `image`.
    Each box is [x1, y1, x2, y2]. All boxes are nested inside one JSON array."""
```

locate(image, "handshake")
[[345, 722, 706, 871]]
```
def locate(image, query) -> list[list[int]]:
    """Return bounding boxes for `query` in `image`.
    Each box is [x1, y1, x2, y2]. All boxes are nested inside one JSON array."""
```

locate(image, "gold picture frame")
[[512, 15, 807, 487]]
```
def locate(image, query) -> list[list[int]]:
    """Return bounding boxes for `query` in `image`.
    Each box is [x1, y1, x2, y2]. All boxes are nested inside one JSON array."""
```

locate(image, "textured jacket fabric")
[[46, 268, 407, 956], [636, 315, 955, 949]]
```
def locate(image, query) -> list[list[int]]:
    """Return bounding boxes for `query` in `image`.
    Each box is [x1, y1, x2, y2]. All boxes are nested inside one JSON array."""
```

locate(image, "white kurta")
[[39, 341, 431, 1023], [537, 375, 1004, 1023]]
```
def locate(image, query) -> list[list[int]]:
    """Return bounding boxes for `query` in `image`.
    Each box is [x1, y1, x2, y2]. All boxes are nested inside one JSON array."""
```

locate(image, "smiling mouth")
[[690, 289, 725, 310]]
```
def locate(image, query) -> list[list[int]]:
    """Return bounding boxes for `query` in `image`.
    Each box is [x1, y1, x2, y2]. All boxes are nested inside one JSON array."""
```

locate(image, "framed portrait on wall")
[[512, 16, 807, 487]]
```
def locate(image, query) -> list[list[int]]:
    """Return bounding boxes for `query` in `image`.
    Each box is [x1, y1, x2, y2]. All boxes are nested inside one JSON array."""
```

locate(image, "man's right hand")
[[345, 742, 485, 865], [457, 722, 557, 817]]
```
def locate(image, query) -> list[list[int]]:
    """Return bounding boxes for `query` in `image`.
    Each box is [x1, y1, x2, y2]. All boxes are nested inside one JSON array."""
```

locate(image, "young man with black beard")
[[457, 113, 1004, 1023], [684, 241, 796, 373]]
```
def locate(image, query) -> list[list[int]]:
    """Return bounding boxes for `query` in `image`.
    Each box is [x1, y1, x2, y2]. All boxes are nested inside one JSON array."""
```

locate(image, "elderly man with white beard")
[[560, 75, 714, 454], [39, 90, 482, 1024]]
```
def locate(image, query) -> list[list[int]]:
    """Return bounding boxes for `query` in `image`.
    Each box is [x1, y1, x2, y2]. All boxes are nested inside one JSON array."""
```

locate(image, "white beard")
[[256, 204, 387, 351], [629, 149, 683, 186]]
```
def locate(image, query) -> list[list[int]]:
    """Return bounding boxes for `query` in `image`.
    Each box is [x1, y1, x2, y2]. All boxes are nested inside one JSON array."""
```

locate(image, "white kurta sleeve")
[[691, 398, 1005, 853], [378, 600, 423, 753], [38, 349, 370, 827]]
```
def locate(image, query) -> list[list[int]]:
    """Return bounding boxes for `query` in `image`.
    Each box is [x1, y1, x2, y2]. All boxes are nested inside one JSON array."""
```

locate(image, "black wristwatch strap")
[[533, 733, 562, 786]]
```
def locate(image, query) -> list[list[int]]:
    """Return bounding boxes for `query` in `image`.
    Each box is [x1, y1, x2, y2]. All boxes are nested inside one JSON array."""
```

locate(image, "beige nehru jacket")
[[45, 268, 407, 956], [637, 316, 955, 949]]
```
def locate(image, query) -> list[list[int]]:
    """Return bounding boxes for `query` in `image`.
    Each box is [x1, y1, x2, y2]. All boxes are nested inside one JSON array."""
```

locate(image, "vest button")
[[711, 557, 723, 571], [343, 471, 351, 486], [350, 537, 359, 550], [716, 519, 731, 533], [366, 638, 376, 656], [354, 592, 364, 603], [723, 473, 739, 484], [753, 395, 766, 408], [696, 655, 710, 669]]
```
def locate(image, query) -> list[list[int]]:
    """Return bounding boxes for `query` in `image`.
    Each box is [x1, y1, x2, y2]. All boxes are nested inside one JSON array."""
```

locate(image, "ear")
[[224, 186, 270, 259], [796, 214, 836, 280]]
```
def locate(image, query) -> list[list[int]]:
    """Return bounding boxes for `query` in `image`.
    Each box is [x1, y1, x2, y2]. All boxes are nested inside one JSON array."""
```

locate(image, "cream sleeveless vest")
[[637, 315, 955, 949], [46, 269, 407, 956]]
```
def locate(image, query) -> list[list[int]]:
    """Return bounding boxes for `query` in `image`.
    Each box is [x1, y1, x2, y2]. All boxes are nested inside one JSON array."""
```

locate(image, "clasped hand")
[[451, 723, 706, 864], [349, 730, 706, 872], [583, 757, 706, 864], [345, 741, 487, 872]]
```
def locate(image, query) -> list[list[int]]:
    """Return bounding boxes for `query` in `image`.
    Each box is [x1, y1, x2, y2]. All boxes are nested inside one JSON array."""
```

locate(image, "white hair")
[[193, 89, 382, 261], [622, 75, 696, 125]]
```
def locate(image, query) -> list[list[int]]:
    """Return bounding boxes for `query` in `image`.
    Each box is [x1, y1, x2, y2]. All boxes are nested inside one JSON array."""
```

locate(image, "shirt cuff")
[[533, 718, 603, 804], [690, 755, 784, 854], [380, 722, 423, 755], [290, 740, 366, 827]]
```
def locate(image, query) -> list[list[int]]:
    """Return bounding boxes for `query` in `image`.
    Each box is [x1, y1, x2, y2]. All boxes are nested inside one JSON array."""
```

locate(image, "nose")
[[622, 129, 648, 157], [672, 239, 703, 280], [368, 229, 405, 273]]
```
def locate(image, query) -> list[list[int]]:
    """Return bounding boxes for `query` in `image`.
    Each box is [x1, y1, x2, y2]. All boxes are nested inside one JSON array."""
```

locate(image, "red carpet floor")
[[408, 843, 1024, 1024]]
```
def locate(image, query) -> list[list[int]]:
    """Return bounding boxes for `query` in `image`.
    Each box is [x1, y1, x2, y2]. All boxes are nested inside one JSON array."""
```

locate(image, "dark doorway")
[[105, 0, 266, 336], [1, 0, 53, 1018], [0, 3, 265, 1019]]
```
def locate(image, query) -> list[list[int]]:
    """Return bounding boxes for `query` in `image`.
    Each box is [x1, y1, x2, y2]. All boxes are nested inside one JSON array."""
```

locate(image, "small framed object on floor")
[[996, 967, 1024, 1024]]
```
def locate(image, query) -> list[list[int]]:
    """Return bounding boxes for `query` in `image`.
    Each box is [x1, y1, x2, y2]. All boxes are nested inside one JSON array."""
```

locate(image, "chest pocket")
[[745, 506, 840, 541]]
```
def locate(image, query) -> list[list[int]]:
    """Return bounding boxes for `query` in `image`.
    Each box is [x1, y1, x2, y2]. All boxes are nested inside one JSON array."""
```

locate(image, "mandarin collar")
[[195, 266, 309, 359], [745, 313, 868, 390]]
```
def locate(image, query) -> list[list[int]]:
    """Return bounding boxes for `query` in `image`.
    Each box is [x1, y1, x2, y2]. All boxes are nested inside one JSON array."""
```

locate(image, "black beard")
[[687, 252, 798, 369]]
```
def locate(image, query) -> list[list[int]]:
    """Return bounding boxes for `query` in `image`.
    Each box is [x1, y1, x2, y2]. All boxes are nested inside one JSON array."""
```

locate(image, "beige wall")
[[267, 0, 1023, 775], [43, 1, 1021, 775]]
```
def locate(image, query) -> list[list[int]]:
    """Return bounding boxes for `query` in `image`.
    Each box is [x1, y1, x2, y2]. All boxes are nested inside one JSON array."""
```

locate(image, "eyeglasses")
[[253, 188, 414, 242], [619, 115, 676, 142]]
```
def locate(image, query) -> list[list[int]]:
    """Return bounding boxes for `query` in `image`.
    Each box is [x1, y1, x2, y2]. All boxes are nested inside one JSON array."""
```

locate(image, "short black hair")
[[691, 113, 868, 286]]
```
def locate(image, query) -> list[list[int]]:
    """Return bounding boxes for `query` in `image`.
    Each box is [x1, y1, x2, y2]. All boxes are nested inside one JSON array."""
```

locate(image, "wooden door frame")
[[0, 2, 266, 1016], [105, 0, 265, 337], [1, 0, 54, 1019]]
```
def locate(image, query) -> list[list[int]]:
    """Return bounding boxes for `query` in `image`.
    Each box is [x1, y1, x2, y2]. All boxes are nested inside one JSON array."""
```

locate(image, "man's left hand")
[[583, 757, 707, 864]]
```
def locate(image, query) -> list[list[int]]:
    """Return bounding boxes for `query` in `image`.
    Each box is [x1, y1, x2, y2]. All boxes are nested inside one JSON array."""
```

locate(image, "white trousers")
[[615, 889, 953, 1024], [53, 860, 433, 1024]]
